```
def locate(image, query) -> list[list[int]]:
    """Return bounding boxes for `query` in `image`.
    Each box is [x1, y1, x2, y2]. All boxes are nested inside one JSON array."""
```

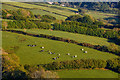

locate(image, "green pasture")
[[14, 29, 112, 46], [57, 69, 119, 78], [85, 10, 116, 19], [3, 2, 76, 17], [2, 31, 118, 65], [2, 4, 19, 9]]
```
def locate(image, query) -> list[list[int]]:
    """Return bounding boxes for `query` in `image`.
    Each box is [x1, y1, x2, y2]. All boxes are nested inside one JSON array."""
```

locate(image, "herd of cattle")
[[27, 44, 88, 60]]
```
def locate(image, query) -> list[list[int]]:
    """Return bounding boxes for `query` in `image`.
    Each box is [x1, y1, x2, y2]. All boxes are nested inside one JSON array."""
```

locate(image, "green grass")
[[2, 31, 118, 65], [30, 10, 67, 20], [2, 4, 19, 9], [85, 10, 116, 19], [57, 69, 118, 78], [32, 3, 78, 12], [14, 29, 111, 46]]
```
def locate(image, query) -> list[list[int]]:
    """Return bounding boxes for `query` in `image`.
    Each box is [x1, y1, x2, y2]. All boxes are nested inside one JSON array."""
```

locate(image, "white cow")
[[82, 49, 84, 51], [67, 53, 70, 55], [75, 55, 77, 57], [41, 46, 44, 49]]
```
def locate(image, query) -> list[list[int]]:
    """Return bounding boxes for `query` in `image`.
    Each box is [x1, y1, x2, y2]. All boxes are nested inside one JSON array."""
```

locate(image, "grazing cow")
[[28, 44, 36, 47], [67, 53, 70, 55], [57, 57, 59, 58], [27, 45, 31, 47], [58, 54, 60, 56], [75, 55, 77, 57], [41, 47, 44, 49], [32, 45, 36, 47], [49, 52, 52, 54], [84, 51, 87, 53], [40, 50, 44, 52], [81, 49, 84, 51], [53, 57, 57, 60]]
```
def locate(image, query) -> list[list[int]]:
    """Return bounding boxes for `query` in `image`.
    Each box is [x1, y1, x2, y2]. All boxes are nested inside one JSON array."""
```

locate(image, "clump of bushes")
[[2, 9, 34, 20]]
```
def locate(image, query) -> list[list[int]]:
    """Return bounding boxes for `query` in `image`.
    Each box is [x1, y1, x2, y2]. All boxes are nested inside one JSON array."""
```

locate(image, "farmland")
[[57, 69, 118, 78], [2, 2, 117, 22], [13, 29, 111, 46], [2, 31, 118, 65], [2, 2, 120, 79]]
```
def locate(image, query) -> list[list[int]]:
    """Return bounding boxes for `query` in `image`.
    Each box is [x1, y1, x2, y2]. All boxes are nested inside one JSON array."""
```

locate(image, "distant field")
[[14, 29, 111, 46], [30, 10, 67, 20], [57, 69, 118, 78], [86, 10, 116, 19], [2, 31, 118, 65], [31, 3, 78, 12], [3, 2, 76, 17], [2, 2, 117, 22], [2, 4, 19, 9]]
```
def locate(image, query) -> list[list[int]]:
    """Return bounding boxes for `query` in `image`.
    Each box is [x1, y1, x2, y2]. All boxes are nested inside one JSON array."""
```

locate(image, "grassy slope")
[[57, 69, 118, 78], [36, 3, 78, 11], [85, 10, 116, 19], [14, 29, 111, 46], [38, 3, 117, 20], [2, 31, 118, 65], [2, 4, 19, 9], [3, 2, 75, 17]]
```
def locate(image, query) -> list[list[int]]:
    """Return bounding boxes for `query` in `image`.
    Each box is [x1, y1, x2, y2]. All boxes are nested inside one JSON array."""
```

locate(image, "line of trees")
[[53, 22, 119, 39], [2, 20, 52, 29]]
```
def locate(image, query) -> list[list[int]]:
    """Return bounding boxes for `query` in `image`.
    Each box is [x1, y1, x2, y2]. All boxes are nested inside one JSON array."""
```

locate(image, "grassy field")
[[13, 29, 112, 46], [85, 10, 116, 19], [30, 10, 67, 20], [2, 31, 118, 65], [57, 69, 118, 78], [2, 4, 19, 9]]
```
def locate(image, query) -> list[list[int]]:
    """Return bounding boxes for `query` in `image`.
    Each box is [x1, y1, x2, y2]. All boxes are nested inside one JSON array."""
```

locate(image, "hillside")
[[2, 2, 120, 79]]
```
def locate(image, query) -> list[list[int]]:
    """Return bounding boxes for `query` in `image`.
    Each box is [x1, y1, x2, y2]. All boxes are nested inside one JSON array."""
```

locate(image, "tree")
[[78, 8, 85, 15], [82, 15, 93, 25]]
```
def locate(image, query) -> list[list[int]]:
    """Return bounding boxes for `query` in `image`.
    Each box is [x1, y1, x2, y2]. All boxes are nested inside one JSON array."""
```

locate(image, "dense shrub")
[[53, 22, 119, 39], [44, 59, 106, 70], [41, 15, 56, 20], [2, 9, 34, 20], [6, 20, 51, 29]]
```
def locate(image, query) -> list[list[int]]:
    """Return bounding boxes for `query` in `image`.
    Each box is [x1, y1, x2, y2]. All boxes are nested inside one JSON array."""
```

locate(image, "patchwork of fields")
[[2, 2, 119, 78], [2, 2, 117, 22]]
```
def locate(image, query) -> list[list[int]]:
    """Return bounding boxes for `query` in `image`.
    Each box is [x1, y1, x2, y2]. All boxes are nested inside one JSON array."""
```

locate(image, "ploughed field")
[[2, 31, 118, 65]]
